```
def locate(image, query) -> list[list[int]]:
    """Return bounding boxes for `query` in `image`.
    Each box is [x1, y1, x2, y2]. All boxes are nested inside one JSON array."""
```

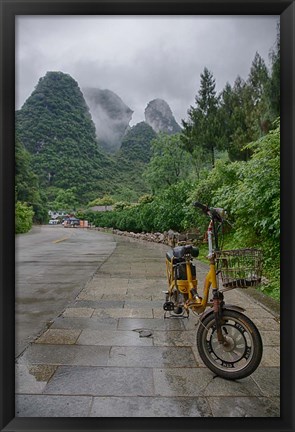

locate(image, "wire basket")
[[215, 248, 263, 289]]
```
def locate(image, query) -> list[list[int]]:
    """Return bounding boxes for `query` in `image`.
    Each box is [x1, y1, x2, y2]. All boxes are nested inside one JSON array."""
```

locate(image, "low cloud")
[[16, 15, 279, 126]]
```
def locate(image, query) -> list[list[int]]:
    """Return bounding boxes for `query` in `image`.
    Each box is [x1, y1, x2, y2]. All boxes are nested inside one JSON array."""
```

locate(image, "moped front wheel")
[[196, 309, 263, 380]]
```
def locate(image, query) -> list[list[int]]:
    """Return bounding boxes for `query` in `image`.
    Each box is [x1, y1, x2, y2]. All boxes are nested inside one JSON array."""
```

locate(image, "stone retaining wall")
[[92, 226, 202, 247]]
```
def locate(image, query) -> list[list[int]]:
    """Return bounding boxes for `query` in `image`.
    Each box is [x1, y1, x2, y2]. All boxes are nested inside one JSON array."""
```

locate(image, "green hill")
[[109, 122, 157, 200], [15, 71, 117, 203], [118, 122, 157, 163], [15, 72, 158, 205]]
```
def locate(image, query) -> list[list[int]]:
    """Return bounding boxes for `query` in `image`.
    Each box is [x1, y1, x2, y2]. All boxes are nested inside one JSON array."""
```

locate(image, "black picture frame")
[[1, 1, 294, 431]]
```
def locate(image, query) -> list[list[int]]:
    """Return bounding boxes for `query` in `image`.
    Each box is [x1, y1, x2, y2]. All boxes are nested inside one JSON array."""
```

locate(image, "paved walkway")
[[15, 234, 280, 417]]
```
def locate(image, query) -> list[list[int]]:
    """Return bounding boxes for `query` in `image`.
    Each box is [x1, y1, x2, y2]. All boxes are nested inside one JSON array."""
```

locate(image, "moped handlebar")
[[193, 201, 209, 214], [193, 201, 224, 222]]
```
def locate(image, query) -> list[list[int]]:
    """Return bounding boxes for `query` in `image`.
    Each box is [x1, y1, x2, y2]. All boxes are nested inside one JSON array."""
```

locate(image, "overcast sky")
[[15, 15, 279, 126]]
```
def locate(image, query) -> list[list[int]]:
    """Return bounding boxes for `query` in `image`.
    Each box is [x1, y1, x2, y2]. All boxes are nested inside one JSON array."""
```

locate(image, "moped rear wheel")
[[196, 309, 263, 380], [169, 286, 187, 315]]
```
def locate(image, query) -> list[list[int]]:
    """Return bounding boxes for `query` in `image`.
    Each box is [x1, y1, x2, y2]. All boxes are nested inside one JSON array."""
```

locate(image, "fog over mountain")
[[82, 89, 182, 151], [82, 87, 133, 152], [16, 16, 279, 126]]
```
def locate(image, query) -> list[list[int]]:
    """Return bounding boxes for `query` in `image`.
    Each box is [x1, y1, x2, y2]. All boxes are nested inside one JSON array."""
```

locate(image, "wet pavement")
[[15, 226, 116, 357], [15, 233, 280, 417]]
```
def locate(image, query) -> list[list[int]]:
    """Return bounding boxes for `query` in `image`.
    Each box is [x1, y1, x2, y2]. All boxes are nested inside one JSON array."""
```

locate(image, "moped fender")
[[199, 304, 245, 323]]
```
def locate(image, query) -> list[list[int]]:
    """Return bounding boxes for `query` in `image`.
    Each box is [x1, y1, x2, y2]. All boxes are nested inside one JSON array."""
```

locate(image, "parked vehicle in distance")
[[49, 219, 59, 225], [63, 217, 80, 228]]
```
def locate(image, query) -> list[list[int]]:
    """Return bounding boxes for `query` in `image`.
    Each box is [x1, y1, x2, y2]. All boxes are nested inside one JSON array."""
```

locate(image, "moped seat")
[[166, 245, 199, 262], [166, 250, 185, 263]]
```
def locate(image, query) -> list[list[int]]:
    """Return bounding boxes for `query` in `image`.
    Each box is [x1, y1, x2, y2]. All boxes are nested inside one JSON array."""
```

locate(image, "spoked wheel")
[[196, 309, 263, 380]]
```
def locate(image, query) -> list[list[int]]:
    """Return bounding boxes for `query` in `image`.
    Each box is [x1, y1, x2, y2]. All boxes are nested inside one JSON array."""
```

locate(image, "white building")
[[48, 210, 67, 219]]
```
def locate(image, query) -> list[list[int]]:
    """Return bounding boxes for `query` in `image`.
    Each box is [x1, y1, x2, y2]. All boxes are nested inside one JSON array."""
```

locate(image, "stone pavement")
[[15, 234, 280, 417]]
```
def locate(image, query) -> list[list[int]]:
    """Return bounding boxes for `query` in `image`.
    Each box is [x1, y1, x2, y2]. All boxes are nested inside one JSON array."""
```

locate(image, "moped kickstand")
[[164, 308, 189, 319]]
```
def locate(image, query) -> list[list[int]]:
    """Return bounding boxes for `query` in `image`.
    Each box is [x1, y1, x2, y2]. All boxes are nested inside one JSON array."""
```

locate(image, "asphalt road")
[[15, 225, 116, 357]]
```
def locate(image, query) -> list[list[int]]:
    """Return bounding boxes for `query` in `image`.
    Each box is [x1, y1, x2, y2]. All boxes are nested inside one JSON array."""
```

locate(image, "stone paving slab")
[[62, 307, 95, 318], [252, 317, 280, 331], [93, 307, 153, 319], [17, 344, 110, 367], [108, 346, 197, 368], [117, 317, 186, 331], [259, 330, 280, 346], [15, 234, 280, 417], [250, 367, 280, 397], [35, 328, 82, 344], [152, 329, 199, 347], [153, 368, 263, 397], [208, 396, 280, 417], [245, 307, 280, 319], [15, 394, 92, 417], [43, 366, 155, 396], [259, 346, 280, 367], [123, 300, 163, 309], [50, 316, 119, 330], [89, 396, 213, 417], [76, 329, 154, 347]]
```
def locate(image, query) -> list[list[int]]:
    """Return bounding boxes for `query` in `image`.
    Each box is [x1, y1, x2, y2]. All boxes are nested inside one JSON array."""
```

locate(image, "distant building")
[[48, 210, 67, 219]]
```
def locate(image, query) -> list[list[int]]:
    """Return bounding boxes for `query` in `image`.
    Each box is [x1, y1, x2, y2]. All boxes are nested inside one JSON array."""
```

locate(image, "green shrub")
[[15, 202, 34, 234], [192, 124, 280, 299], [88, 124, 280, 300], [91, 180, 192, 233]]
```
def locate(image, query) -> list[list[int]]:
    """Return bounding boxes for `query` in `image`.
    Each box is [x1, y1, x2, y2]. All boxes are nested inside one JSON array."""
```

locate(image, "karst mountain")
[[16, 71, 181, 203]]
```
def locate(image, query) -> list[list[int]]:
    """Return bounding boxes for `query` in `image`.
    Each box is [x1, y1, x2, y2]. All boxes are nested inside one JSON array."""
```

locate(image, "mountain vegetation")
[[93, 122, 157, 203], [15, 74, 158, 223], [118, 122, 157, 163], [16, 72, 116, 205], [16, 30, 280, 300], [15, 137, 48, 229], [143, 133, 195, 193]]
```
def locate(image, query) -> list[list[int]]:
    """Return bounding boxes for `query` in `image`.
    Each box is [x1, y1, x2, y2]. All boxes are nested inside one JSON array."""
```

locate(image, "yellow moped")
[[164, 201, 263, 380]]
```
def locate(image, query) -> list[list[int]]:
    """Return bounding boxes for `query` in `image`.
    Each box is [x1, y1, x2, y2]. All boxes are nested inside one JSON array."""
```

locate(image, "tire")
[[196, 309, 263, 380]]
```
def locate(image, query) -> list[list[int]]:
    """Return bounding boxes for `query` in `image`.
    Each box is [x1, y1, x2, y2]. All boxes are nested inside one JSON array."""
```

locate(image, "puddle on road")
[[15, 363, 58, 394], [28, 364, 57, 382]]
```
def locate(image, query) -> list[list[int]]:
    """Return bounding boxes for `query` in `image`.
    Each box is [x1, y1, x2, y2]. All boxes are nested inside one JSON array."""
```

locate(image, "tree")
[[225, 121, 280, 245], [143, 133, 195, 193], [182, 68, 221, 168], [15, 137, 48, 223], [246, 52, 270, 136], [50, 188, 79, 211], [88, 195, 115, 207], [15, 202, 34, 234], [218, 51, 270, 163], [218, 76, 252, 161]]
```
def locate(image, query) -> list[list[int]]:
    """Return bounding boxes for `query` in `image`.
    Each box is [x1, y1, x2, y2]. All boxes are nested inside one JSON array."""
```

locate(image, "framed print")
[[1, 0, 294, 431]]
